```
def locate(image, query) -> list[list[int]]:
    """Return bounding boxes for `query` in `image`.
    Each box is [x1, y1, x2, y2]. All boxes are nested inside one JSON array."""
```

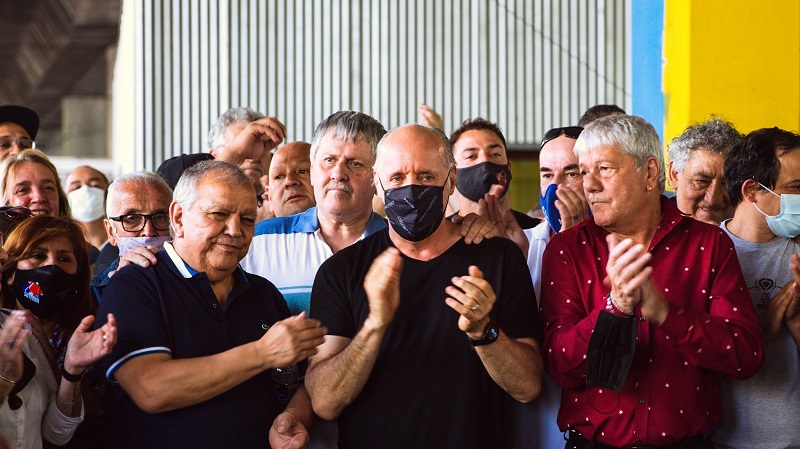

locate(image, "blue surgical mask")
[[539, 183, 562, 232], [753, 182, 800, 238]]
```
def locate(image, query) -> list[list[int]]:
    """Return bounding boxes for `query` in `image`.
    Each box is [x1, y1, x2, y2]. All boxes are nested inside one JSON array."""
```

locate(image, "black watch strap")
[[469, 321, 500, 347], [60, 364, 85, 383]]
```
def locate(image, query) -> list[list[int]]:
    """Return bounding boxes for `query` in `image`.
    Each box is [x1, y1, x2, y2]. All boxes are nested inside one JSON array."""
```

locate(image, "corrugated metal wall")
[[114, 0, 630, 172]]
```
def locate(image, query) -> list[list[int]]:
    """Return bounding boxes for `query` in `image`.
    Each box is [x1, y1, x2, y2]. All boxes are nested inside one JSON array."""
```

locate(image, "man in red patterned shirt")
[[540, 114, 763, 449]]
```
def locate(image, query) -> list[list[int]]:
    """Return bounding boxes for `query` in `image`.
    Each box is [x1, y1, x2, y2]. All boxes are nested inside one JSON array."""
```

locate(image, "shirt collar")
[[164, 241, 250, 283], [586, 195, 687, 249], [292, 207, 322, 233], [292, 206, 387, 236], [164, 241, 197, 278], [532, 220, 552, 241]]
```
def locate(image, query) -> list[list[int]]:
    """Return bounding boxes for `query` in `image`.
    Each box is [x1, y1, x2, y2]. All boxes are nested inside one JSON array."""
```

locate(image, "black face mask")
[[456, 162, 512, 202], [382, 179, 447, 242], [14, 265, 80, 320], [586, 311, 637, 392]]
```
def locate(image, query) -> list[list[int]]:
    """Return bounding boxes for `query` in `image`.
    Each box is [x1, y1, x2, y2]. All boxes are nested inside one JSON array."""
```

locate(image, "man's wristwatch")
[[468, 321, 500, 347]]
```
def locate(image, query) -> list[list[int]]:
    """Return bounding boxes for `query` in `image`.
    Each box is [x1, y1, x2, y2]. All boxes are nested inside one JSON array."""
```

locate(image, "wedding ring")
[[470, 305, 479, 312]]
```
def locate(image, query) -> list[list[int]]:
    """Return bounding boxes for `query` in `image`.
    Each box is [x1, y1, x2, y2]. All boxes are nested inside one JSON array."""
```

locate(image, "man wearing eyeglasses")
[[90, 171, 173, 303], [0, 105, 39, 161]]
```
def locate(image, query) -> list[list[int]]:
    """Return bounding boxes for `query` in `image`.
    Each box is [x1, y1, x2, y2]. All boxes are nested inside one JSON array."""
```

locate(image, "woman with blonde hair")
[[1, 149, 70, 217]]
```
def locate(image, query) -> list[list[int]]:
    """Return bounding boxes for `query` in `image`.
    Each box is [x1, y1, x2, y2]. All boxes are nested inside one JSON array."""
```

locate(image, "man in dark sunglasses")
[[0, 104, 39, 161]]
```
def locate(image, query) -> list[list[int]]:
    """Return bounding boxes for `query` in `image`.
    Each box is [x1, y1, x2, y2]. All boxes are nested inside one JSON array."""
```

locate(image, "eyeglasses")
[[109, 212, 171, 232], [0, 137, 36, 151], [0, 206, 32, 220], [540, 126, 584, 149]]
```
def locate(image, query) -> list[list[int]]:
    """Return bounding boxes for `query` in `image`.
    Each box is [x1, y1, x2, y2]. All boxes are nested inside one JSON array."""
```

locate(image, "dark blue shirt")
[[96, 243, 291, 449]]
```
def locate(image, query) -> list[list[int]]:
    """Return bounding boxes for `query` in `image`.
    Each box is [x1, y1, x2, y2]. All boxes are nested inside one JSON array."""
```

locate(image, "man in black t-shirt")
[[305, 124, 544, 449]]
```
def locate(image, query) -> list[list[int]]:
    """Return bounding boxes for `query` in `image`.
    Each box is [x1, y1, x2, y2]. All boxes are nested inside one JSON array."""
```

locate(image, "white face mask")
[[67, 185, 106, 222], [116, 235, 172, 255]]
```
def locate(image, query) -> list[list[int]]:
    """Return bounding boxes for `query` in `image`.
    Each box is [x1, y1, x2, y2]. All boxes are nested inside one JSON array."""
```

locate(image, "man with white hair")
[[96, 161, 325, 448], [90, 171, 173, 302], [541, 114, 763, 449]]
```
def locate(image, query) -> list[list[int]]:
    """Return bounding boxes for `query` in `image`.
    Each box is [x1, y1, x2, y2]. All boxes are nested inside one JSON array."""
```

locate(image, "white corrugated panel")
[[113, 0, 630, 173]]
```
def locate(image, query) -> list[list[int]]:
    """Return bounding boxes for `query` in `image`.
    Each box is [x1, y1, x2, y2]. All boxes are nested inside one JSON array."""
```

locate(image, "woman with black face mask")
[[0, 214, 116, 449]]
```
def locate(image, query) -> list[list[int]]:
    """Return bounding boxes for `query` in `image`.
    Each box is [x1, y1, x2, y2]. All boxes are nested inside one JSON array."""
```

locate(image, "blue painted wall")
[[630, 0, 665, 140]]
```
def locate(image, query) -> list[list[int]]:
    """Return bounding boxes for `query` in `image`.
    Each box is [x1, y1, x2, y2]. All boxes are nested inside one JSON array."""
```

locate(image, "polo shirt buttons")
[[212, 303, 218, 308], [638, 399, 645, 404]]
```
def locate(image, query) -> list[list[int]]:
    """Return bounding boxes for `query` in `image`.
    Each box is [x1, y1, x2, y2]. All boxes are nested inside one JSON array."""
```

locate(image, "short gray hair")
[[667, 117, 741, 174], [173, 160, 254, 210], [106, 171, 172, 217], [376, 124, 454, 174], [207, 107, 266, 149], [574, 114, 666, 192], [309, 111, 386, 164]]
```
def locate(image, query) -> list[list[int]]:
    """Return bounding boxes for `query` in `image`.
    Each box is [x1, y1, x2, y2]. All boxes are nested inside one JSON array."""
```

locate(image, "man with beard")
[[450, 118, 539, 229]]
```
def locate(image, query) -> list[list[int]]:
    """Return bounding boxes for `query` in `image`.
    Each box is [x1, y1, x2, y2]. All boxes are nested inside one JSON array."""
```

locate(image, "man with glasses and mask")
[[305, 124, 543, 449], [90, 171, 173, 302], [0, 105, 39, 161], [541, 114, 762, 449], [714, 128, 800, 449]]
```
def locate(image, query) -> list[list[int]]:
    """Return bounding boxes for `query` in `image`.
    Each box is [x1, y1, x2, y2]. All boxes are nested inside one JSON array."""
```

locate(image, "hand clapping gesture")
[[64, 313, 117, 375]]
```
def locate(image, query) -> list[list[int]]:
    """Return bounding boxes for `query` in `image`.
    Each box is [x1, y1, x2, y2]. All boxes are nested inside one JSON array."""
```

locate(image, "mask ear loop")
[[751, 181, 781, 218]]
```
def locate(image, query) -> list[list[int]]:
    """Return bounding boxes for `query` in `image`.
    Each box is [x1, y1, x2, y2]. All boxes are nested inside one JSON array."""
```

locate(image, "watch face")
[[470, 321, 500, 346]]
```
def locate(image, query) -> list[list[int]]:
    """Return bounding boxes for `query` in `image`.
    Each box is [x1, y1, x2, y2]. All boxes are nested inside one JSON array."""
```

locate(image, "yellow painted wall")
[[509, 158, 540, 213], [664, 0, 800, 145]]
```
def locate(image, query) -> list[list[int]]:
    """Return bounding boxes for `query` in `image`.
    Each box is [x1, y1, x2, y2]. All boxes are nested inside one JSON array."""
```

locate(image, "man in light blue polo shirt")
[[241, 111, 388, 316]]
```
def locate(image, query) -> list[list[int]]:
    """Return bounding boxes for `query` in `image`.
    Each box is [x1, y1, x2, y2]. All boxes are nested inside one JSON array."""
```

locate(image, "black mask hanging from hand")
[[586, 310, 637, 392], [14, 265, 80, 320], [455, 162, 512, 202]]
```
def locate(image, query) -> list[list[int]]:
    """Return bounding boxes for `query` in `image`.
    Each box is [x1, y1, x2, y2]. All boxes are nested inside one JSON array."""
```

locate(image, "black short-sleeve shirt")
[[311, 229, 540, 449], [96, 247, 291, 449]]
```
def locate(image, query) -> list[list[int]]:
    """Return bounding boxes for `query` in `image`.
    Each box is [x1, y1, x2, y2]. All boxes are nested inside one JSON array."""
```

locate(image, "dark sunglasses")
[[0, 206, 33, 220], [540, 126, 584, 149]]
